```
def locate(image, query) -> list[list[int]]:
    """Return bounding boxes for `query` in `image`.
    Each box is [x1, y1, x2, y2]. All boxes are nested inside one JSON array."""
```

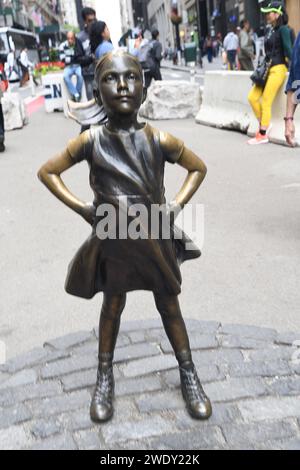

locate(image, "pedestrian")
[[248, 2, 292, 145], [238, 19, 255, 71], [90, 21, 114, 60], [18, 48, 33, 87], [0, 62, 8, 152], [59, 32, 84, 102], [136, 28, 162, 89], [5, 50, 19, 82], [204, 35, 213, 63], [285, 31, 300, 147], [223, 25, 239, 70], [37, 50, 212, 424], [147, 28, 163, 85], [77, 6, 97, 100]]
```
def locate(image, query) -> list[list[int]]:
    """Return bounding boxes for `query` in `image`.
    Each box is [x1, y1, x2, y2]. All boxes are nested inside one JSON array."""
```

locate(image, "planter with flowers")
[[34, 62, 65, 113]]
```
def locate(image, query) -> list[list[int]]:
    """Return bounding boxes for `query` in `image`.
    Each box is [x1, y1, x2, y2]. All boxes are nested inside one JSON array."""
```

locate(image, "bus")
[[0, 27, 39, 65]]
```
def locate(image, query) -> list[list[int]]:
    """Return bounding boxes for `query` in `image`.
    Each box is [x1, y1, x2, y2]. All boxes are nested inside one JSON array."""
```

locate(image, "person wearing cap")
[[285, 32, 300, 147], [248, 2, 293, 145]]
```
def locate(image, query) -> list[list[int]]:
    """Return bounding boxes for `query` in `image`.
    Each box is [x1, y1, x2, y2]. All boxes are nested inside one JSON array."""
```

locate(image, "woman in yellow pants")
[[248, 2, 292, 145]]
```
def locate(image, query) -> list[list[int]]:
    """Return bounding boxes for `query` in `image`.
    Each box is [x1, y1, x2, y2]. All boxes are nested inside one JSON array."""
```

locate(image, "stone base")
[[140, 80, 202, 120], [0, 319, 300, 450], [2, 92, 29, 131]]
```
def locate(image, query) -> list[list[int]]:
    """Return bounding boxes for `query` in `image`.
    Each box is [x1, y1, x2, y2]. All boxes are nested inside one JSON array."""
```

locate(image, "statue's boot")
[[90, 358, 114, 423], [177, 352, 212, 420]]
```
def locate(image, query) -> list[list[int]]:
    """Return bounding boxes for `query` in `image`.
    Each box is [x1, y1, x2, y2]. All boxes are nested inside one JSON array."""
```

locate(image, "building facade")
[[60, 0, 78, 28]]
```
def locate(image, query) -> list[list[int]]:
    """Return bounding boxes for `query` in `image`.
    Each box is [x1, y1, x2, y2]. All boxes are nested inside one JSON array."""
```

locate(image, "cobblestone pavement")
[[0, 319, 300, 450]]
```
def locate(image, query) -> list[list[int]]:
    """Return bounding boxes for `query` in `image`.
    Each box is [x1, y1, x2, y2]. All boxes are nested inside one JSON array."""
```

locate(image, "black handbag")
[[250, 27, 276, 88], [250, 57, 272, 87]]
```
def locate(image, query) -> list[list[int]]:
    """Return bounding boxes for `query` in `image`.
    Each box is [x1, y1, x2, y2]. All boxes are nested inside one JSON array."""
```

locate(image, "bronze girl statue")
[[38, 51, 212, 423]]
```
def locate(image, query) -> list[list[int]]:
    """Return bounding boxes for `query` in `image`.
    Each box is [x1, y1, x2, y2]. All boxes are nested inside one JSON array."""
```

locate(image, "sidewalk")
[[0, 318, 299, 450]]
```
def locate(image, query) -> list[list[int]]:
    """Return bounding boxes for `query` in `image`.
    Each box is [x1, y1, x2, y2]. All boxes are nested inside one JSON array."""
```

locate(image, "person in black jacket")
[[148, 28, 163, 85]]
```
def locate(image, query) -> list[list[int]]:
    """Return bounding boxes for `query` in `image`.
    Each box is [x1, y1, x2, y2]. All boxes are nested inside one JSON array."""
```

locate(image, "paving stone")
[[166, 403, 242, 430], [94, 329, 130, 348], [102, 415, 175, 444], [291, 361, 300, 375], [74, 429, 103, 450], [204, 377, 268, 403], [114, 343, 160, 363], [238, 395, 300, 422], [160, 333, 218, 354], [0, 404, 32, 429], [220, 323, 277, 341], [58, 408, 94, 432], [247, 347, 296, 362], [185, 320, 221, 334], [0, 381, 62, 407], [219, 335, 272, 350], [30, 433, 77, 450], [0, 369, 37, 390], [41, 355, 98, 379], [42, 349, 72, 364], [256, 437, 300, 450], [145, 328, 167, 342], [127, 331, 146, 343], [115, 375, 162, 397], [0, 424, 32, 450], [275, 332, 300, 346], [149, 427, 226, 450], [226, 359, 292, 379], [113, 397, 139, 421], [193, 349, 244, 366], [119, 319, 162, 333], [265, 376, 300, 396], [135, 390, 183, 413], [30, 419, 61, 439], [0, 348, 47, 373], [27, 390, 91, 418], [221, 420, 298, 449], [119, 354, 177, 378], [162, 364, 224, 388], [44, 331, 94, 350], [71, 342, 97, 357], [61, 369, 98, 393], [61, 367, 122, 393]]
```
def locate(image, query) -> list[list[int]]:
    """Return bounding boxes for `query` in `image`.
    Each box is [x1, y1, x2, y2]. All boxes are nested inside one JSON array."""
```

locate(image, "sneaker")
[[0, 141, 5, 152], [247, 132, 269, 145]]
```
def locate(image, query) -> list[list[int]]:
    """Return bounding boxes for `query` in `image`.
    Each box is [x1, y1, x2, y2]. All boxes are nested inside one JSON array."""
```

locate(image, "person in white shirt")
[[223, 25, 239, 70], [18, 48, 33, 87]]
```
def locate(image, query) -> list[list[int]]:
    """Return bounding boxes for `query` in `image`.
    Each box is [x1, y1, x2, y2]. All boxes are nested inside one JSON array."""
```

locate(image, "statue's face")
[[98, 55, 143, 116]]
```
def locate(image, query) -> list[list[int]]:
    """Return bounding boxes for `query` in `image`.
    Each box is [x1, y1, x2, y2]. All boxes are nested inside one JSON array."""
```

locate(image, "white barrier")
[[42, 71, 87, 116], [2, 91, 28, 131], [195, 70, 300, 145]]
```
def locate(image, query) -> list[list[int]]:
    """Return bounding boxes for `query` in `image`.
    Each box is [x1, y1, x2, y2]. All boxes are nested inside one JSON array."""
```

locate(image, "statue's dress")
[[64, 123, 200, 299]]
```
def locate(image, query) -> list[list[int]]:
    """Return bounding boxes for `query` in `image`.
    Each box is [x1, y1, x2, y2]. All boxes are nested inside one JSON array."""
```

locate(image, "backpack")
[[137, 41, 155, 71]]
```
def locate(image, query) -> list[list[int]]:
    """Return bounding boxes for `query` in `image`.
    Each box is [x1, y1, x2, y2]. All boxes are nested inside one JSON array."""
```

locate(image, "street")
[[1, 100, 300, 360]]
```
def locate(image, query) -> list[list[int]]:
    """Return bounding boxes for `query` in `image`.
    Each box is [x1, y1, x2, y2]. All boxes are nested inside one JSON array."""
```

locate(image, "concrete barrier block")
[[2, 92, 29, 131], [140, 80, 202, 120], [196, 70, 300, 146]]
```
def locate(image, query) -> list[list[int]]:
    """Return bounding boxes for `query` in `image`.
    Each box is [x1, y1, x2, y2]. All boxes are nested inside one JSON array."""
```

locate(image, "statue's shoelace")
[[94, 369, 114, 404], [180, 367, 208, 402]]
